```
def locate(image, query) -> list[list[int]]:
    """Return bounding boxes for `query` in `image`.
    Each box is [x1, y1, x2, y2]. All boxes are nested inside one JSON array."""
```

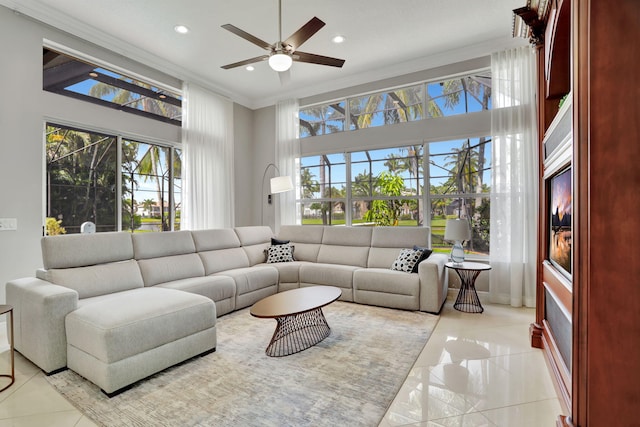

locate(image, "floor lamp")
[[261, 163, 294, 226]]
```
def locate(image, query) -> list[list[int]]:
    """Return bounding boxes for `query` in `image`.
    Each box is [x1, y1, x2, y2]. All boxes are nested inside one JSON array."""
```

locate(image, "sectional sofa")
[[5, 225, 447, 395]]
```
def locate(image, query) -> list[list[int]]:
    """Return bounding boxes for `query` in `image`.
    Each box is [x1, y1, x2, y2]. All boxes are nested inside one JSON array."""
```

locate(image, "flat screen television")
[[549, 166, 572, 278]]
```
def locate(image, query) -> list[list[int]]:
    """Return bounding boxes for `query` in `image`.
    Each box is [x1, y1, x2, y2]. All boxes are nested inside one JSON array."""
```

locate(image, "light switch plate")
[[0, 218, 18, 231]]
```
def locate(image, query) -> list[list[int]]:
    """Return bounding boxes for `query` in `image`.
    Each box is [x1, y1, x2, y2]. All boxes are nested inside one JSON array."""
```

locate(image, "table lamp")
[[444, 218, 470, 264]]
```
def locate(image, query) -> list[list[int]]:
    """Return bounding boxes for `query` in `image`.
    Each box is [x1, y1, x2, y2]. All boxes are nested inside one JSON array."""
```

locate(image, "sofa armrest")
[[417, 253, 448, 313], [6, 277, 78, 373]]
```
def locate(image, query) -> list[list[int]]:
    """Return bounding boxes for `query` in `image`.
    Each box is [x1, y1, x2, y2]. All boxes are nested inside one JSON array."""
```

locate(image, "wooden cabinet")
[[520, 0, 640, 425]]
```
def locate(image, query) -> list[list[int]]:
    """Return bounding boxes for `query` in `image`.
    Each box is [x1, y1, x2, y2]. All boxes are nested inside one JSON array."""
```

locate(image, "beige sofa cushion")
[[316, 226, 372, 267], [137, 253, 205, 287], [235, 226, 273, 266], [353, 268, 420, 311], [132, 231, 196, 260], [66, 287, 215, 364], [368, 226, 431, 268], [41, 232, 133, 269], [191, 229, 241, 251], [278, 225, 324, 262], [43, 259, 143, 299]]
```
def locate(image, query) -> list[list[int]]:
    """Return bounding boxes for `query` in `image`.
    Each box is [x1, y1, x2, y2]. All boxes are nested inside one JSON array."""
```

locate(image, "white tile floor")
[[379, 300, 567, 426], [0, 299, 565, 427]]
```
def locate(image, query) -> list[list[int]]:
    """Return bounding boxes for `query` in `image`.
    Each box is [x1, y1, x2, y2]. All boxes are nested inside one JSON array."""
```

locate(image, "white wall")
[[0, 6, 181, 302], [251, 106, 276, 229], [232, 103, 255, 226]]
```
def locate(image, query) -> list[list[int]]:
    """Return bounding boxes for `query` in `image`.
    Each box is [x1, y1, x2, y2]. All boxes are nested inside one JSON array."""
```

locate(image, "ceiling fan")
[[220, 0, 345, 75]]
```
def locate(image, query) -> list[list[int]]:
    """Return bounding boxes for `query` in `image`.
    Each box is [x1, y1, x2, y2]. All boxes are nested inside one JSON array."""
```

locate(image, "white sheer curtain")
[[490, 46, 538, 307], [181, 82, 234, 229], [275, 99, 300, 230]]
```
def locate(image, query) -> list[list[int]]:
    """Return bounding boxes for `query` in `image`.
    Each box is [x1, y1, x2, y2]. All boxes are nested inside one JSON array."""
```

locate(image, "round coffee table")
[[250, 286, 342, 357]]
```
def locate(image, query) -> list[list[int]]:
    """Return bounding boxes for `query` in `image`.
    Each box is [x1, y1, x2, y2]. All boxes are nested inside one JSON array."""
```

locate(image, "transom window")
[[43, 48, 182, 125], [299, 70, 491, 138]]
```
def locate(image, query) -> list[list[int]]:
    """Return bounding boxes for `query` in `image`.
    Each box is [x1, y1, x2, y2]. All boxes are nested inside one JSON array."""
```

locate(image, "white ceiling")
[[4, 0, 526, 109]]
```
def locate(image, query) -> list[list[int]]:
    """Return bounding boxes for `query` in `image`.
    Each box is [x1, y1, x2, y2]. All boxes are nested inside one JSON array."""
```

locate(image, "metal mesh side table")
[[0, 305, 14, 392], [445, 262, 492, 313]]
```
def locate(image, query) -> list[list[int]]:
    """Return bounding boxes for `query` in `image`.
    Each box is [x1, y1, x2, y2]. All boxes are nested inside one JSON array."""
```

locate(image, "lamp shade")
[[444, 218, 471, 241], [268, 53, 293, 72], [270, 175, 294, 194]]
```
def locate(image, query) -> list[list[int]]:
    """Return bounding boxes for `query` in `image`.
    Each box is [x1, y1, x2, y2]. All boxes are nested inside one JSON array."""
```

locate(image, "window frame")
[[44, 120, 181, 234], [297, 136, 492, 258]]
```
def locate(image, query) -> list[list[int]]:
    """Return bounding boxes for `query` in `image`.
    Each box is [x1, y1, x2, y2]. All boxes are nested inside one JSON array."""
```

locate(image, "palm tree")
[[299, 104, 346, 137], [300, 168, 319, 198], [384, 154, 403, 173], [141, 198, 155, 217], [46, 125, 118, 232], [399, 145, 423, 196]]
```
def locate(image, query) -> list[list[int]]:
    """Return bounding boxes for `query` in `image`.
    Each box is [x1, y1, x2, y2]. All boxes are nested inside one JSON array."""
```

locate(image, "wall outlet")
[[0, 218, 18, 231]]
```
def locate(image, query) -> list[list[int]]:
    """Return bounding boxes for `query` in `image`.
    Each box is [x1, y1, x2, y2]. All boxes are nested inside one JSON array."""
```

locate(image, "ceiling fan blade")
[[221, 24, 272, 50], [221, 55, 269, 69], [283, 17, 325, 52], [278, 69, 291, 86], [293, 51, 345, 68]]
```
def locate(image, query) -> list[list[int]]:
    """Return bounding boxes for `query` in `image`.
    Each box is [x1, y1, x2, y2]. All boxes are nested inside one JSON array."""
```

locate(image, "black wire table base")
[[265, 307, 331, 357], [453, 268, 484, 313]]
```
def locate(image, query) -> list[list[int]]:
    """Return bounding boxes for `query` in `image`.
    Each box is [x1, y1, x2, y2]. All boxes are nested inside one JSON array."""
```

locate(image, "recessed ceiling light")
[[246, 65, 255, 71], [174, 25, 189, 34], [88, 72, 98, 78], [332, 35, 345, 44]]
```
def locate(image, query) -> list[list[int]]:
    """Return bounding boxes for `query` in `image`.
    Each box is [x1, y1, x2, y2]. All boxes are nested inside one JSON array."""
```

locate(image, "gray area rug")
[[46, 301, 439, 427]]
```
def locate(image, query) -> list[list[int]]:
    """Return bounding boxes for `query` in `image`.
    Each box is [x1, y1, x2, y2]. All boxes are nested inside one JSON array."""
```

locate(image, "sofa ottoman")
[[65, 287, 217, 396]]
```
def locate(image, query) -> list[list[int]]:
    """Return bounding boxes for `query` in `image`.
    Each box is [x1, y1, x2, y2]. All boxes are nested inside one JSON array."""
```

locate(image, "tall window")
[[298, 137, 491, 256], [350, 146, 423, 226], [428, 137, 491, 256], [299, 153, 346, 225], [45, 123, 181, 234], [46, 125, 118, 233], [122, 141, 182, 232]]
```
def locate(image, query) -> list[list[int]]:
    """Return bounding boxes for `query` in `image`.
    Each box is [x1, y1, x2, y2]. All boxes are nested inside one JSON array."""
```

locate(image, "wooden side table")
[[0, 305, 14, 392], [445, 262, 491, 313]]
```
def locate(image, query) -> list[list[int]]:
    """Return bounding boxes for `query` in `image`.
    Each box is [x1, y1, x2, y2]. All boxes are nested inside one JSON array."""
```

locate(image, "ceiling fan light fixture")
[[269, 52, 292, 72]]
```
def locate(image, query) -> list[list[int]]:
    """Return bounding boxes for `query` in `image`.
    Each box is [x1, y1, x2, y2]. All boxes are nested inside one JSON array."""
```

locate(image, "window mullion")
[[117, 135, 123, 231]]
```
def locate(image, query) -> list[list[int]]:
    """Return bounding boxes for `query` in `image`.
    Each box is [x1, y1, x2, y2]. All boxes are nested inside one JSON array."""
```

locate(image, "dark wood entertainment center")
[[516, 0, 640, 425]]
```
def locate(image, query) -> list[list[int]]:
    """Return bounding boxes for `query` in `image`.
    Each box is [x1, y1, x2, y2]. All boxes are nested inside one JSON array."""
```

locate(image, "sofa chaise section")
[[66, 287, 216, 395], [6, 231, 139, 373], [6, 231, 217, 396]]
